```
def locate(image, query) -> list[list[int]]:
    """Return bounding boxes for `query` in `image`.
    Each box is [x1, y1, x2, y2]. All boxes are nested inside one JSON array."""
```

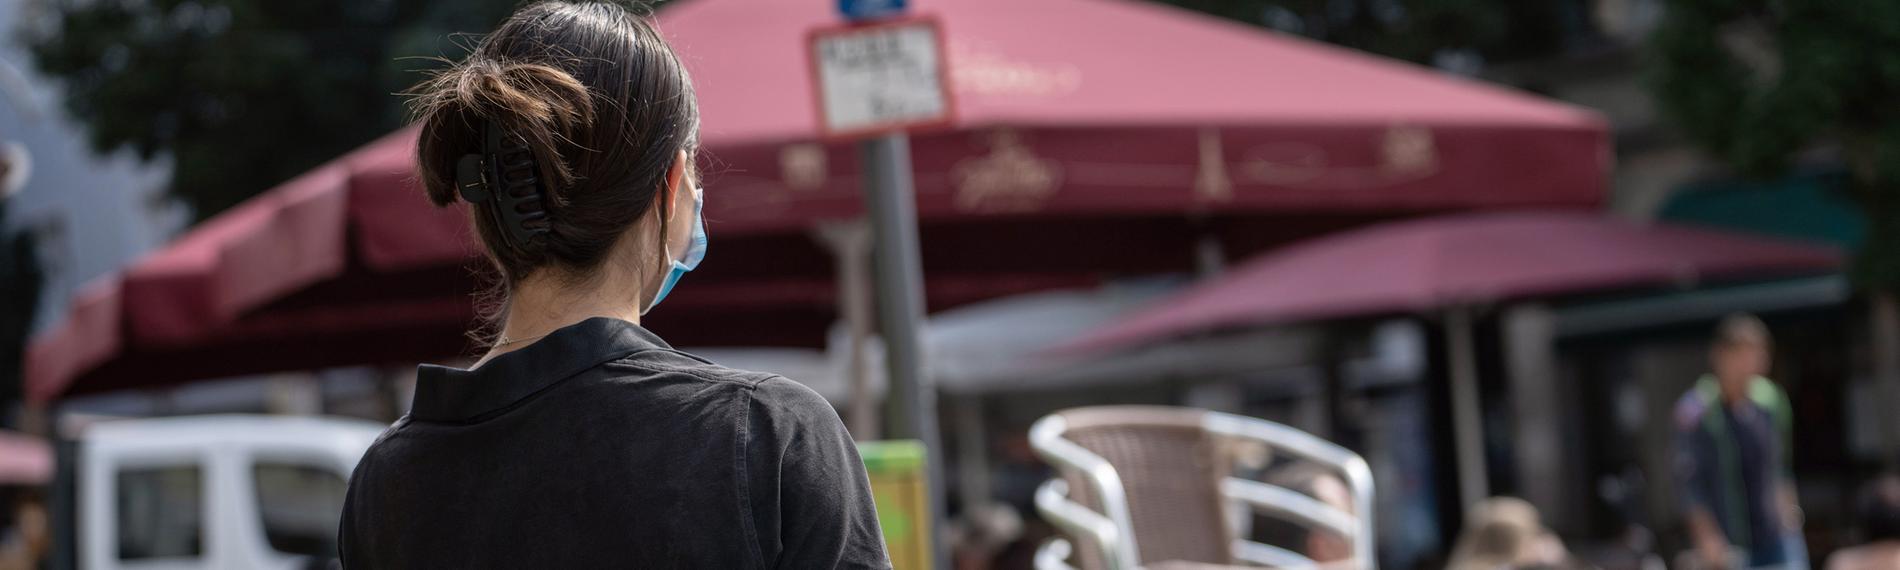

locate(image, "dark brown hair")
[[409, 1, 699, 290]]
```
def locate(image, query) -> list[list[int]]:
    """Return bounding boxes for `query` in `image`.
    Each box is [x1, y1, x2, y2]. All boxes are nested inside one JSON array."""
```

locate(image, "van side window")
[[252, 462, 347, 556], [116, 466, 204, 560]]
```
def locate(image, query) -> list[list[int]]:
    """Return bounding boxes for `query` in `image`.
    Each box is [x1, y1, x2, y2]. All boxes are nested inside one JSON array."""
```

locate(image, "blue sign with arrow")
[[838, 0, 907, 21]]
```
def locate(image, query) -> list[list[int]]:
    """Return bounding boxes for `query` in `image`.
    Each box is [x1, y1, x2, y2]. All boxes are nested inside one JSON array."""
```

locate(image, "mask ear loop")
[[659, 175, 675, 247], [639, 178, 674, 315], [662, 157, 701, 263]]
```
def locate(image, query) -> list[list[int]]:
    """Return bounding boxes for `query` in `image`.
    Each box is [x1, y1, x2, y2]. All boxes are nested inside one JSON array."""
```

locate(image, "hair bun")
[[411, 58, 593, 209]]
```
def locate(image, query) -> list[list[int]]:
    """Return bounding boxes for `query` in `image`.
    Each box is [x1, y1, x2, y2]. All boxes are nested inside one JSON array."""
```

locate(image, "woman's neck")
[[474, 269, 646, 368]]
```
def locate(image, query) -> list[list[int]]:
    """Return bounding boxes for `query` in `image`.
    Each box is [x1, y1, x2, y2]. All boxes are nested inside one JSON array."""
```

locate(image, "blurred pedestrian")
[[1825, 474, 1900, 570], [1446, 497, 1576, 570], [949, 502, 1023, 570], [338, 2, 889, 568], [1673, 314, 1804, 570], [1258, 463, 1356, 567], [0, 490, 46, 570]]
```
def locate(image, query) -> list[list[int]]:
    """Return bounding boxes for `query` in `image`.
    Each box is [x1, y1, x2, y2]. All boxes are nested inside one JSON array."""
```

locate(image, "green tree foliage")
[[1646, 0, 1900, 290], [19, 0, 530, 220], [0, 199, 43, 416]]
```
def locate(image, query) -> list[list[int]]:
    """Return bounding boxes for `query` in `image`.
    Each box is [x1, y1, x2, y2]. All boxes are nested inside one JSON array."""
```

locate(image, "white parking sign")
[[809, 18, 953, 137]]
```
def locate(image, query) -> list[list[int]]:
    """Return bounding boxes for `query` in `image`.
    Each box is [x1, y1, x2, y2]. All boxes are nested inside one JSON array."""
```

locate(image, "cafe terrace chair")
[[1029, 406, 1375, 570]]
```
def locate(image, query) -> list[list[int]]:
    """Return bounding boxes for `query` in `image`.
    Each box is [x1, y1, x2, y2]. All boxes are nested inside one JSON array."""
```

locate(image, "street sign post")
[[813, 5, 951, 569]]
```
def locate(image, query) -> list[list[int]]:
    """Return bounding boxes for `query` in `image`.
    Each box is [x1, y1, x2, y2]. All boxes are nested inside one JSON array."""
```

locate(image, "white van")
[[57, 415, 382, 570]]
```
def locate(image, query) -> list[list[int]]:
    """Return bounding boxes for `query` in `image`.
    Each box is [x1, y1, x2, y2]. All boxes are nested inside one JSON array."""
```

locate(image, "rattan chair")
[[1029, 406, 1376, 570]]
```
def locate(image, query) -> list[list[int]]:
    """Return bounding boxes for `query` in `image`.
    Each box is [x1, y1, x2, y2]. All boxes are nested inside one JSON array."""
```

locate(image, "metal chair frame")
[[1030, 407, 1376, 570]]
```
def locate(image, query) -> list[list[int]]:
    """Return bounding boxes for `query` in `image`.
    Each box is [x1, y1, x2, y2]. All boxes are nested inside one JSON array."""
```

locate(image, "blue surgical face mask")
[[642, 187, 706, 314]]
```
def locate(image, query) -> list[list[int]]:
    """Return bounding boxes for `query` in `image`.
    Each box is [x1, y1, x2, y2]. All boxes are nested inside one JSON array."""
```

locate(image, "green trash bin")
[[859, 440, 932, 570]]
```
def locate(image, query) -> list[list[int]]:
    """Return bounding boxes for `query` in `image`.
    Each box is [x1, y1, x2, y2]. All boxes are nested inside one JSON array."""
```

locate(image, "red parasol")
[[27, 0, 1608, 403], [1059, 211, 1844, 355], [667, 0, 1606, 231], [0, 431, 51, 485]]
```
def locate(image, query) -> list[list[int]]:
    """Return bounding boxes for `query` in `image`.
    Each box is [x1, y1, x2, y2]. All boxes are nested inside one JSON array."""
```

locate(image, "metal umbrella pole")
[[862, 133, 950, 569], [1444, 306, 1490, 510]]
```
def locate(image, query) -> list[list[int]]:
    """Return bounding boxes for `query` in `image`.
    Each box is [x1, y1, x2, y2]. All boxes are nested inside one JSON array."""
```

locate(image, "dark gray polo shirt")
[[338, 317, 890, 569]]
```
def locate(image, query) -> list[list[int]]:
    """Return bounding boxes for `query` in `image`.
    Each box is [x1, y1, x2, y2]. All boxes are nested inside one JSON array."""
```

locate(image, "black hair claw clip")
[[454, 120, 553, 250]]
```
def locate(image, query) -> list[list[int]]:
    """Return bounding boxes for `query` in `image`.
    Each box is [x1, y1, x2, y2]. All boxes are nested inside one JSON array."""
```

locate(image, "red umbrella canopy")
[[1060, 211, 1844, 354], [0, 431, 51, 485], [661, 0, 1608, 232], [28, 0, 1612, 404]]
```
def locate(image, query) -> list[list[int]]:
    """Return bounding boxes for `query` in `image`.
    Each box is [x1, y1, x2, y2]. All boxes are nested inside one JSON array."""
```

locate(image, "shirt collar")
[[410, 317, 670, 422]]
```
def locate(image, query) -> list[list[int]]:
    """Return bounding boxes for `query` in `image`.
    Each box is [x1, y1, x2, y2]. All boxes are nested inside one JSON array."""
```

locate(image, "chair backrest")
[[1055, 407, 1234, 567], [1032, 406, 1377, 570]]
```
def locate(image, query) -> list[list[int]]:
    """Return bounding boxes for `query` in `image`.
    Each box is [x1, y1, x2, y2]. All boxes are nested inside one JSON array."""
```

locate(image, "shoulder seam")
[[604, 351, 777, 388]]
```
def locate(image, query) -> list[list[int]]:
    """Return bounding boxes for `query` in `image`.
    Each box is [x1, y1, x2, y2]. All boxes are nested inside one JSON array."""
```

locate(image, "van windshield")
[[253, 462, 348, 557]]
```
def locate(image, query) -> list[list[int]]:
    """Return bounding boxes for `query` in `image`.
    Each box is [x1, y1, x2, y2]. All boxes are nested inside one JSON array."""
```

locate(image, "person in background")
[[949, 502, 1023, 570], [1446, 497, 1575, 570], [1826, 474, 1900, 570], [1674, 314, 1804, 570], [0, 491, 46, 570], [1249, 462, 1356, 568]]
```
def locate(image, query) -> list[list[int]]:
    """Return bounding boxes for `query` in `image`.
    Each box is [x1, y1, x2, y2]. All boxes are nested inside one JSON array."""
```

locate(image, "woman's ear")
[[662, 149, 690, 214]]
